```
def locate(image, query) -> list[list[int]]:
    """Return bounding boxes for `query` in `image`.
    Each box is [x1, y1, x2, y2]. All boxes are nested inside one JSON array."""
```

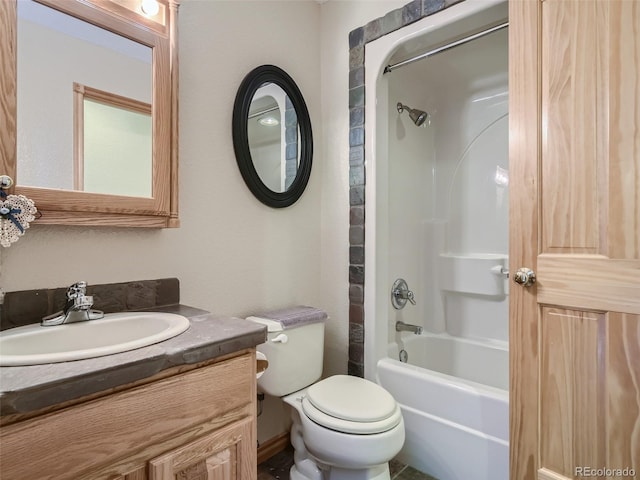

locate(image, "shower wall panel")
[[387, 28, 508, 343], [388, 71, 438, 335]]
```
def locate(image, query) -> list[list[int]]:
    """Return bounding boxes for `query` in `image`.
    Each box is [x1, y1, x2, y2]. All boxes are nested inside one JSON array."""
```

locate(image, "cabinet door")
[[510, 0, 640, 479], [149, 417, 255, 480]]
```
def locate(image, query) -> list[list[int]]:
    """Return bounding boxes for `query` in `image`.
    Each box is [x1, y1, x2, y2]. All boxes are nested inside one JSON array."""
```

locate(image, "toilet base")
[[290, 463, 391, 480], [284, 387, 400, 480]]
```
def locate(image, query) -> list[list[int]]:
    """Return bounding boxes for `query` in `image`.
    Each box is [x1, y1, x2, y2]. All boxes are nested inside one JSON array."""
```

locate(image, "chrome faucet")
[[395, 321, 423, 335], [41, 281, 104, 326], [391, 279, 416, 310]]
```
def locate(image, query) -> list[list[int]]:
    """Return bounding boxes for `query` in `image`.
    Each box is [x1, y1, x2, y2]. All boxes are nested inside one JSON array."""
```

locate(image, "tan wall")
[[318, 0, 409, 378], [2, 1, 322, 320], [1, 0, 410, 445]]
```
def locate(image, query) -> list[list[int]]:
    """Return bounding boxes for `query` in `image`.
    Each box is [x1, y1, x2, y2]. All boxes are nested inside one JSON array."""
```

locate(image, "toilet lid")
[[302, 375, 401, 434]]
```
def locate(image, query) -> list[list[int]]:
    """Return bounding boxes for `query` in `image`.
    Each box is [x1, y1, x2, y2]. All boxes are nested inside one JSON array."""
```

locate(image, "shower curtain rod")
[[383, 21, 509, 74]]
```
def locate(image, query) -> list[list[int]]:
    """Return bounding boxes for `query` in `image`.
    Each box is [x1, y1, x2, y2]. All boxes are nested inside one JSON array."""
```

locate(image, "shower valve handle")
[[391, 278, 416, 309], [404, 290, 416, 305], [393, 287, 416, 305]]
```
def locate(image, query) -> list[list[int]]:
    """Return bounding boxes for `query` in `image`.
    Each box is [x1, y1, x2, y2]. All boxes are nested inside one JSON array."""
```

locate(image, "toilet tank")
[[248, 315, 325, 397]]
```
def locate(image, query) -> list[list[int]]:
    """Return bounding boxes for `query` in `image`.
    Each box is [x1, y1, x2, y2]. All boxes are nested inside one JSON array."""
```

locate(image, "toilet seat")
[[301, 375, 402, 434]]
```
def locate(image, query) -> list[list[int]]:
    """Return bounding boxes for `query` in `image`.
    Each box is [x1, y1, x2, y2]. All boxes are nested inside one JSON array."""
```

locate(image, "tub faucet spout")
[[395, 321, 423, 335]]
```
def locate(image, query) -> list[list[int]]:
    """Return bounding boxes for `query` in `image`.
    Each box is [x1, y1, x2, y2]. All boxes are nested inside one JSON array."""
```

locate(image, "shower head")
[[397, 102, 429, 127]]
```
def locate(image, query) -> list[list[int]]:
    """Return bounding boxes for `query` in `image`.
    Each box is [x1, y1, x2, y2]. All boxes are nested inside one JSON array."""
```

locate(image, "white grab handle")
[[491, 265, 509, 278], [271, 333, 288, 344]]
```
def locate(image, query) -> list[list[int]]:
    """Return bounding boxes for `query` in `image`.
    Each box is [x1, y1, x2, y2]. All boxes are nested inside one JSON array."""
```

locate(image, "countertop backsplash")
[[1, 278, 180, 331]]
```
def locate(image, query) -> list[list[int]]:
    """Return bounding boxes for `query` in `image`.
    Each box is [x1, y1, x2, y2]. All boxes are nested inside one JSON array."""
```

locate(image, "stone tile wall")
[[347, 0, 466, 376], [285, 95, 298, 190]]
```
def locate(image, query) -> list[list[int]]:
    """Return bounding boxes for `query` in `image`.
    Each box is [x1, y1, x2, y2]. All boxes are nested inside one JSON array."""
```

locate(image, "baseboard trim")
[[257, 432, 291, 464]]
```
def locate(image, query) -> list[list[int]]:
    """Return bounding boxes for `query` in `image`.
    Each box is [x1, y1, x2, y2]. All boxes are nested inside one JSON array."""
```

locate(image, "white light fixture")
[[141, 0, 159, 16], [259, 116, 280, 126]]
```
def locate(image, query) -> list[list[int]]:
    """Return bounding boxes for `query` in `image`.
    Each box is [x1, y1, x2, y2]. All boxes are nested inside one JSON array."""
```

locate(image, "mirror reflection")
[[232, 64, 312, 208], [16, 0, 153, 198], [74, 83, 152, 197], [247, 83, 300, 193]]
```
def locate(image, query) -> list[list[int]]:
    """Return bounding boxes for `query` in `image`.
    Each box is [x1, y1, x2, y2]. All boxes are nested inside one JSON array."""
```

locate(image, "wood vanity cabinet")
[[0, 350, 257, 480], [145, 418, 254, 480]]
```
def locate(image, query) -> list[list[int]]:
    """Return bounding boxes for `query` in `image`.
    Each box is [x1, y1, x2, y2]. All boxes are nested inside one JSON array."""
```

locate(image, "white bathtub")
[[377, 333, 509, 480]]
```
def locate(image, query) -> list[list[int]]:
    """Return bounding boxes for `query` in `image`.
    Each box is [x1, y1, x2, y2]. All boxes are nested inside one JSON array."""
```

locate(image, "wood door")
[[149, 417, 255, 480], [509, 0, 640, 479]]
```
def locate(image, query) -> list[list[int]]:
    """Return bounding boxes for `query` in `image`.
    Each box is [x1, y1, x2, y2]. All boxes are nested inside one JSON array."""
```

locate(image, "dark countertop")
[[0, 305, 267, 416]]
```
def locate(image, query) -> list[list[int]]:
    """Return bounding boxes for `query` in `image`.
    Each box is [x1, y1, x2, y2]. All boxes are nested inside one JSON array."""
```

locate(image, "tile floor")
[[257, 446, 438, 480]]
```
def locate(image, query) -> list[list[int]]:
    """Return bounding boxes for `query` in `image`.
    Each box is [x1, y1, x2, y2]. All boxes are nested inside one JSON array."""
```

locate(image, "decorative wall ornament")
[[0, 176, 37, 247]]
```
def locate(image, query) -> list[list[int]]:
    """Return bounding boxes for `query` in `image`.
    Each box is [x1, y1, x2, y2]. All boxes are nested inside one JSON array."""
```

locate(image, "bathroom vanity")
[[0, 308, 267, 480]]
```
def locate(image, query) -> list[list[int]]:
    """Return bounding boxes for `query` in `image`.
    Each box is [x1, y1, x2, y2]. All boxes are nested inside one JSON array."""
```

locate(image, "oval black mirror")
[[232, 65, 313, 208]]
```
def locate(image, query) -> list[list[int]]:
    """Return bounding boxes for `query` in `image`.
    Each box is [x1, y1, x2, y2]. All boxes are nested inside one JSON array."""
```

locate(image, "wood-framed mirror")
[[232, 65, 313, 208], [0, 0, 179, 228]]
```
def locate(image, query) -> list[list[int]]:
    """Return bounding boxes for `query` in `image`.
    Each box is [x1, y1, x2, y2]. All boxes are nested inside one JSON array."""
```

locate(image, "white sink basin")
[[0, 312, 190, 366]]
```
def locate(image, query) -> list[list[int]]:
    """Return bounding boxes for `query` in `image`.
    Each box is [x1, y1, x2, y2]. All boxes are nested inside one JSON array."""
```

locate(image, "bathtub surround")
[[347, 0, 466, 377], [356, 0, 509, 477]]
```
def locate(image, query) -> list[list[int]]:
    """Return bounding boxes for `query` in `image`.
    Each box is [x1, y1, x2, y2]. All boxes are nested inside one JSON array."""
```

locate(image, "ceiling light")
[[141, 0, 159, 16], [259, 117, 279, 126]]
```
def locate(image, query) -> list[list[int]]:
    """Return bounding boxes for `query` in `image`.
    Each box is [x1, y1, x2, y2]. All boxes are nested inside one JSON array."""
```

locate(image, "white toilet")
[[248, 308, 405, 480]]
